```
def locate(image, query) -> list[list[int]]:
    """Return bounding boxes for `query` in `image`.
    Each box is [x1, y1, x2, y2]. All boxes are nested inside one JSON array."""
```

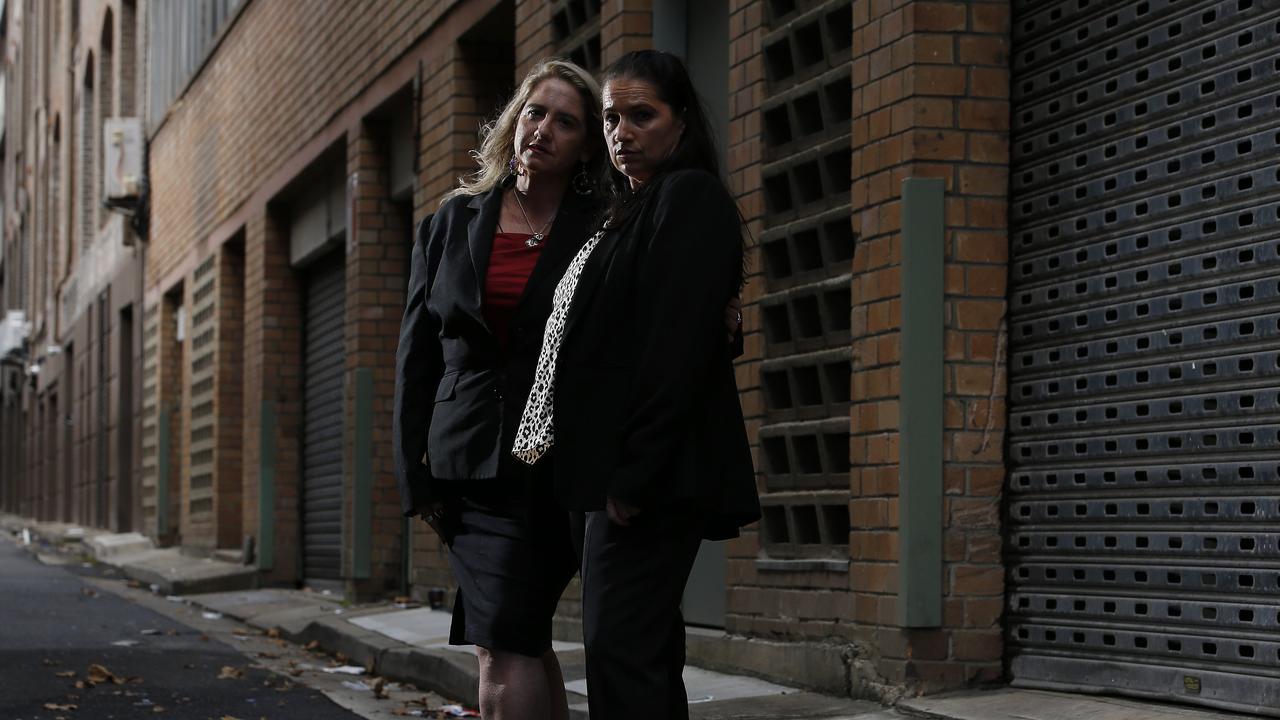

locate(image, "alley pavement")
[[0, 534, 378, 719], [1, 516, 1265, 720]]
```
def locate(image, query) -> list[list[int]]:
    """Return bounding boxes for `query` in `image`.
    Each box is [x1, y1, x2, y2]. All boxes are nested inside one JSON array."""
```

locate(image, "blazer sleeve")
[[609, 171, 745, 508], [393, 212, 446, 517]]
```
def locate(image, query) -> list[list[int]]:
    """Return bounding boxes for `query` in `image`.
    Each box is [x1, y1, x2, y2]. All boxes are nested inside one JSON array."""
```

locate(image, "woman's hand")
[[606, 496, 642, 526], [421, 501, 450, 543], [724, 295, 742, 342]]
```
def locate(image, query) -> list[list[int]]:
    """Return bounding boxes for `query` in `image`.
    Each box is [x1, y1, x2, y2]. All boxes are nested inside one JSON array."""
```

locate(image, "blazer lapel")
[[560, 223, 622, 343], [466, 186, 505, 302], [515, 193, 595, 310]]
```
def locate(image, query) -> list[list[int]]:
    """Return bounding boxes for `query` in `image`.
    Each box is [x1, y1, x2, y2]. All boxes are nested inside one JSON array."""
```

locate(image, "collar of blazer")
[[463, 177, 601, 328]]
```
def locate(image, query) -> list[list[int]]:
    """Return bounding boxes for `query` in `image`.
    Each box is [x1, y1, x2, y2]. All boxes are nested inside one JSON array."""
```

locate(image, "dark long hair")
[[600, 50, 723, 226]]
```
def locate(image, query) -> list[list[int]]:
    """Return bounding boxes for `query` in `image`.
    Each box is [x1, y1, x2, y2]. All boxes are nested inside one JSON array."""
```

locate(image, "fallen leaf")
[[199, 634, 210, 641], [220, 716, 243, 720], [153, 707, 166, 713], [334, 652, 348, 663], [256, 652, 280, 659], [373, 677, 388, 699], [74, 680, 87, 689], [44, 703, 78, 711], [305, 640, 319, 651], [232, 628, 251, 636], [54, 671, 76, 678], [88, 663, 125, 685], [80, 588, 99, 598], [266, 628, 281, 639], [217, 666, 245, 680]]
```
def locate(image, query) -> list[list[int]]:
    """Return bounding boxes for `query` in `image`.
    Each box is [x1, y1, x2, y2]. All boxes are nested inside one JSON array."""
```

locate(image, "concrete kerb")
[[102, 548, 258, 595], [177, 589, 483, 708]]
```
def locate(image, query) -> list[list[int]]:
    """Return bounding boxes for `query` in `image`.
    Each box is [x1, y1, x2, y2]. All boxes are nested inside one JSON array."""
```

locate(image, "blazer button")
[[493, 388, 503, 400]]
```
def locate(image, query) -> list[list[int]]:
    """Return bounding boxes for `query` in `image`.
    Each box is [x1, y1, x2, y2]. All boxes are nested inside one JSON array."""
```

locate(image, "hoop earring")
[[572, 163, 593, 196]]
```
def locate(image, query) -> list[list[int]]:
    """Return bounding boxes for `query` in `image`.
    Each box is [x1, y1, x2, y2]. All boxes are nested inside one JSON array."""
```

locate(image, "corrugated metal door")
[[302, 253, 345, 583], [1006, 1, 1280, 714]]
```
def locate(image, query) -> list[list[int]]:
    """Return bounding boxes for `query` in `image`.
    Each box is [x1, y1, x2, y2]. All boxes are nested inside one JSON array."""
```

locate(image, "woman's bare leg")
[[542, 648, 570, 720], [475, 646, 550, 720]]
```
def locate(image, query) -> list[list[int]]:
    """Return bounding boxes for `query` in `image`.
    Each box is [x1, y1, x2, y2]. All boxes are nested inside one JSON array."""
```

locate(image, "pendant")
[[525, 234, 543, 248]]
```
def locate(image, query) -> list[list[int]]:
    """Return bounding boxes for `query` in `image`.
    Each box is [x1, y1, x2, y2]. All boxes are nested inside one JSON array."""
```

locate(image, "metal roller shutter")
[[1006, 0, 1280, 714], [302, 253, 346, 583]]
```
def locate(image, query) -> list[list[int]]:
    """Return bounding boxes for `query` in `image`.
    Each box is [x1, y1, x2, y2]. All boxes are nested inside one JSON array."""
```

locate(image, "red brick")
[[912, 2, 968, 32], [959, 99, 1010, 131]]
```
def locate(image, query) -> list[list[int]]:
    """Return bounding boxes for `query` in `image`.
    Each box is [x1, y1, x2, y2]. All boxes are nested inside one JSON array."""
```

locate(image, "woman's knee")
[[477, 646, 543, 678]]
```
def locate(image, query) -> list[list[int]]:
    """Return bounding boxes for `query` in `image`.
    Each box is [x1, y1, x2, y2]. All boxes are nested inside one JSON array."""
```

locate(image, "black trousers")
[[577, 508, 703, 720]]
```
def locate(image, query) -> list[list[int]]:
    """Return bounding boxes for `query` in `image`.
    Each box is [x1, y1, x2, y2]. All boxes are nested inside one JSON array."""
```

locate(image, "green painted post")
[[157, 409, 170, 537], [899, 177, 945, 628], [353, 368, 374, 580], [258, 401, 276, 571]]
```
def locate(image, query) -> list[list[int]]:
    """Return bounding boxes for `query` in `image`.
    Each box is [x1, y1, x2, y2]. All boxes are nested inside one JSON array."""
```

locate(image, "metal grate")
[[551, 0, 602, 72], [1006, 0, 1280, 714], [140, 303, 159, 529], [756, 0, 853, 558], [188, 255, 217, 521], [302, 253, 346, 582]]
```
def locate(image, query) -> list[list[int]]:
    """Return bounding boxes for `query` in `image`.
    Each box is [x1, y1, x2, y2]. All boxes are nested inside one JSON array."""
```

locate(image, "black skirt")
[[441, 463, 577, 657]]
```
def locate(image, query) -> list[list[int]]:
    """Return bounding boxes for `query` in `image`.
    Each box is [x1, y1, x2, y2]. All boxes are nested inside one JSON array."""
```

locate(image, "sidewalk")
[[3, 516, 1258, 720]]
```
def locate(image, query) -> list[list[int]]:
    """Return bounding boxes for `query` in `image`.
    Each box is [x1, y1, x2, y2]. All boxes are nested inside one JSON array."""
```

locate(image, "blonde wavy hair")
[[444, 58, 606, 203]]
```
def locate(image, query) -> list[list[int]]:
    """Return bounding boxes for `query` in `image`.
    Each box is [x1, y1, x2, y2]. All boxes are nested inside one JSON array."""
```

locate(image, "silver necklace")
[[512, 189, 556, 248]]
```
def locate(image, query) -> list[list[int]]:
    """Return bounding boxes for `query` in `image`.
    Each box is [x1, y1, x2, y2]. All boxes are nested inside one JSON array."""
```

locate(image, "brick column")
[[344, 120, 413, 598], [243, 210, 304, 585], [847, 0, 1011, 691], [601, 0, 653, 65], [408, 42, 503, 598], [725, 0, 766, 635], [515, 0, 555, 79], [215, 244, 246, 550]]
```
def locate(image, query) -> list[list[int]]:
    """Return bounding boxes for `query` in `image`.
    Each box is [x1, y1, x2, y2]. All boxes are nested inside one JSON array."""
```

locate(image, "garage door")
[[302, 252, 345, 583], [1005, 1, 1280, 714]]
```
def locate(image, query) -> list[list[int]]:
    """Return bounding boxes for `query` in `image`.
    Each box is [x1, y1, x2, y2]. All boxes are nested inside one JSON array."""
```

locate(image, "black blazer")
[[393, 180, 597, 516], [551, 169, 760, 539]]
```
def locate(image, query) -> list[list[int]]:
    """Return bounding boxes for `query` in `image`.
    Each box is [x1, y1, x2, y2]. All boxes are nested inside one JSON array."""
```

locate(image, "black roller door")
[[1006, 0, 1280, 714], [302, 252, 345, 582]]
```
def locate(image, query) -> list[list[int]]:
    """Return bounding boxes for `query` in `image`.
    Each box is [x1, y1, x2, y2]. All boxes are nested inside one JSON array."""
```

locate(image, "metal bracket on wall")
[[898, 177, 945, 628], [258, 401, 276, 572]]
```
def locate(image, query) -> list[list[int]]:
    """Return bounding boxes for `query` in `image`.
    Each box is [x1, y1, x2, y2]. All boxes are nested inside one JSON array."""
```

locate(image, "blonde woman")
[[393, 59, 606, 720]]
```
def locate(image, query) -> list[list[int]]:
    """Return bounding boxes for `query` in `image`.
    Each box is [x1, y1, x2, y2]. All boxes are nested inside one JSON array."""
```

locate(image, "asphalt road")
[[0, 536, 368, 720]]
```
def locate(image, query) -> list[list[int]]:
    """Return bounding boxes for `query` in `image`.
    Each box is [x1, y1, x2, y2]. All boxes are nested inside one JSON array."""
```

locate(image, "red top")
[[483, 232, 545, 349]]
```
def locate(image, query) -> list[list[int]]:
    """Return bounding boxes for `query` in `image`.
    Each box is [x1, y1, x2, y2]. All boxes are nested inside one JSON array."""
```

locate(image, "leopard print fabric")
[[511, 228, 606, 465]]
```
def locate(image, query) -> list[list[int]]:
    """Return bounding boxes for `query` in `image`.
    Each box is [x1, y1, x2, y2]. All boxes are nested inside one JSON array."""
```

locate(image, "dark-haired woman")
[[393, 58, 607, 720], [513, 50, 761, 720]]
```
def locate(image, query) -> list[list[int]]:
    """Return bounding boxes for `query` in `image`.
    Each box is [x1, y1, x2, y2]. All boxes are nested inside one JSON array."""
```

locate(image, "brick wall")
[[725, 0, 768, 641], [344, 118, 414, 596], [147, 0, 459, 291], [241, 209, 304, 584], [408, 26, 517, 598], [215, 243, 246, 549], [844, 0, 1010, 692]]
